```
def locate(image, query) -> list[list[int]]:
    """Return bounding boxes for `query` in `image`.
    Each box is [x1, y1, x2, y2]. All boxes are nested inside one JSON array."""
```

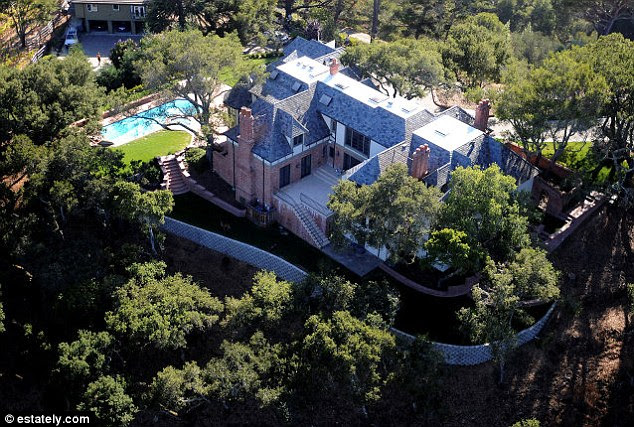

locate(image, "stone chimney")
[[238, 106, 255, 145], [410, 144, 431, 179], [474, 99, 491, 132], [329, 58, 339, 75]]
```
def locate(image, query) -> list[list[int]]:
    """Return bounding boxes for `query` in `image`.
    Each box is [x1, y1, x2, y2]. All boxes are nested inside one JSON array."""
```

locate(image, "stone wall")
[[393, 302, 557, 365], [162, 218, 558, 366], [162, 217, 306, 283]]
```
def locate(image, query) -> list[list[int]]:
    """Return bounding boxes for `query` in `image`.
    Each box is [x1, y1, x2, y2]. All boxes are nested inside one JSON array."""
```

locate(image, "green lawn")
[[219, 55, 280, 86], [541, 141, 611, 183], [115, 130, 192, 163]]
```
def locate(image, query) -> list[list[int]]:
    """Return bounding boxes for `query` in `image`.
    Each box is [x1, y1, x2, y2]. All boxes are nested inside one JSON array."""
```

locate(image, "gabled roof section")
[[282, 37, 337, 60]]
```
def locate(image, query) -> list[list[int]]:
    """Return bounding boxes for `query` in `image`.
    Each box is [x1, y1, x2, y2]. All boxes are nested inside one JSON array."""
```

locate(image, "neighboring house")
[[71, 0, 146, 34], [216, 37, 539, 249]]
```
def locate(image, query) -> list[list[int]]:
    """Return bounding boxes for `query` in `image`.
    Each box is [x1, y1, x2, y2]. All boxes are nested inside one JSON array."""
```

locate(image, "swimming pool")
[[101, 99, 197, 144]]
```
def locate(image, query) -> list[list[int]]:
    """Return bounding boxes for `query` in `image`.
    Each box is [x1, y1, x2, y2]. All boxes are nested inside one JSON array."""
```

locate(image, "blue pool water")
[[101, 99, 197, 144]]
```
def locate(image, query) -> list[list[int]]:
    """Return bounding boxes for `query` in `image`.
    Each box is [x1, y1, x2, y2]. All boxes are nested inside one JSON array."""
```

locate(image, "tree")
[[458, 277, 518, 383], [505, 247, 560, 301], [497, 48, 609, 170], [327, 179, 372, 249], [576, 0, 634, 35], [204, 332, 284, 407], [424, 228, 482, 275], [0, 0, 56, 48], [341, 38, 446, 99], [111, 181, 173, 254], [57, 330, 113, 384], [397, 0, 455, 39], [297, 274, 400, 324], [235, 0, 280, 49], [133, 30, 248, 140], [77, 375, 137, 427], [578, 34, 634, 203], [145, 361, 207, 412], [459, 248, 559, 382], [294, 311, 395, 417], [328, 164, 441, 263], [222, 271, 294, 336], [390, 336, 443, 414], [106, 262, 223, 350], [437, 165, 531, 264], [443, 13, 512, 87], [97, 39, 142, 91], [0, 49, 103, 144], [511, 25, 562, 65]]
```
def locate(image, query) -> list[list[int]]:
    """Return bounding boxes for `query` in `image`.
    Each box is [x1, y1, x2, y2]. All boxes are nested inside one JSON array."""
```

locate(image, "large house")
[[216, 37, 539, 251], [71, 0, 146, 34]]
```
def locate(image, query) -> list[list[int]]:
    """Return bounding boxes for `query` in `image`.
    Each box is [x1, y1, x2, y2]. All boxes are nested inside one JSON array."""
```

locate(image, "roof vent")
[[292, 82, 301, 92], [369, 94, 388, 103], [334, 82, 349, 90], [270, 70, 279, 80], [434, 129, 447, 137]]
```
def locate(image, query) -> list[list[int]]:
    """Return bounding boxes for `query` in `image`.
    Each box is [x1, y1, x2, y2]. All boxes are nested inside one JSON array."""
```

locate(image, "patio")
[[277, 165, 340, 214]]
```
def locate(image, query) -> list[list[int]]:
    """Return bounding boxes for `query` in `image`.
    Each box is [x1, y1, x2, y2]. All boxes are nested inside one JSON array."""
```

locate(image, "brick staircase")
[[158, 156, 189, 195], [276, 191, 330, 249]]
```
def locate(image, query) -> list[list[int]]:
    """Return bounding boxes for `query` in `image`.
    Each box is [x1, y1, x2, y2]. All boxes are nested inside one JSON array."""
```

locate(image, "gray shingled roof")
[[225, 85, 331, 163], [282, 37, 337, 60], [348, 118, 539, 187]]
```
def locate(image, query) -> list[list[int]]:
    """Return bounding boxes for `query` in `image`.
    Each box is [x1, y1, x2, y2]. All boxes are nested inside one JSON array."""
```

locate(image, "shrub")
[[185, 147, 207, 174]]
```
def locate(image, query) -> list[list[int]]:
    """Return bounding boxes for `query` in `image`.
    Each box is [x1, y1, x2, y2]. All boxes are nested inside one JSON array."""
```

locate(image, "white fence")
[[162, 217, 557, 366]]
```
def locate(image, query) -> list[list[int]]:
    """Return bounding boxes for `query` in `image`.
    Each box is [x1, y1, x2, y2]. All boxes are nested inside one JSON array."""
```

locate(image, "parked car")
[[64, 29, 78, 48]]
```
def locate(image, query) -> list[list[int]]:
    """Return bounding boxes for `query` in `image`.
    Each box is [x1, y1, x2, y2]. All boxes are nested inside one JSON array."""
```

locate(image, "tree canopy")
[[133, 30, 248, 138], [443, 13, 512, 87], [341, 38, 446, 99], [106, 262, 223, 350], [435, 165, 531, 266], [0, 49, 103, 144], [497, 47, 609, 168], [328, 164, 442, 263]]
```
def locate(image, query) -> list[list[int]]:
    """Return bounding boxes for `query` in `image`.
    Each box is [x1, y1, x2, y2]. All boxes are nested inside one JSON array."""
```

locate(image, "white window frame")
[[131, 5, 146, 18], [86, 4, 98, 12], [112, 5, 120, 11]]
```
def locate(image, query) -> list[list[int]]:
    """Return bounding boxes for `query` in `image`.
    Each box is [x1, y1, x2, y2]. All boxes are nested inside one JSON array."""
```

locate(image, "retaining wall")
[[162, 217, 305, 283], [162, 218, 558, 366]]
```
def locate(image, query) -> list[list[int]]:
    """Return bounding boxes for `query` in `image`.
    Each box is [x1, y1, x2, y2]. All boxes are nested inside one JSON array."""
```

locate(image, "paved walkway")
[[379, 263, 477, 298], [321, 243, 382, 276]]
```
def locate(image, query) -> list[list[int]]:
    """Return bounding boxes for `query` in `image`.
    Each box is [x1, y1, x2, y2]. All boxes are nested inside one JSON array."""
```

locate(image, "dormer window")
[[293, 134, 304, 146]]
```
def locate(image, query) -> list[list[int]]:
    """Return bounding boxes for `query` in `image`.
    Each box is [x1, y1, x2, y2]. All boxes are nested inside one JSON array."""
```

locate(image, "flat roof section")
[[413, 115, 483, 152], [276, 57, 330, 84]]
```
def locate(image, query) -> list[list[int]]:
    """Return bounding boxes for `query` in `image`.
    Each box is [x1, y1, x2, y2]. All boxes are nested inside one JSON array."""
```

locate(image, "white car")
[[64, 29, 79, 48]]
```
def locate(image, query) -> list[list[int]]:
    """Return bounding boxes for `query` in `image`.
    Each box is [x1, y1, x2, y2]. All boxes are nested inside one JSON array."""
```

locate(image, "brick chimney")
[[329, 58, 339, 75], [474, 99, 491, 132], [410, 144, 431, 179], [238, 106, 255, 144], [235, 106, 256, 203]]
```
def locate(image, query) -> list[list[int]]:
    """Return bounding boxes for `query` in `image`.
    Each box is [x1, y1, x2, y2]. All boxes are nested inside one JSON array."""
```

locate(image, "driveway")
[[61, 33, 144, 69]]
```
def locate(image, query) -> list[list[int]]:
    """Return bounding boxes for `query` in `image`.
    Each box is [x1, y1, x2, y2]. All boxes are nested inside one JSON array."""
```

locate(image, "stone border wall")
[[162, 217, 304, 283], [393, 302, 557, 365], [162, 217, 558, 366]]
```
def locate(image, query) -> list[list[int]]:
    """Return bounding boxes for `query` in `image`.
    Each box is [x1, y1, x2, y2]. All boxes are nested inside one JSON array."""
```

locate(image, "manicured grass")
[[115, 130, 191, 163], [541, 141, 611, 183], [219, 55, 280, 86]]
